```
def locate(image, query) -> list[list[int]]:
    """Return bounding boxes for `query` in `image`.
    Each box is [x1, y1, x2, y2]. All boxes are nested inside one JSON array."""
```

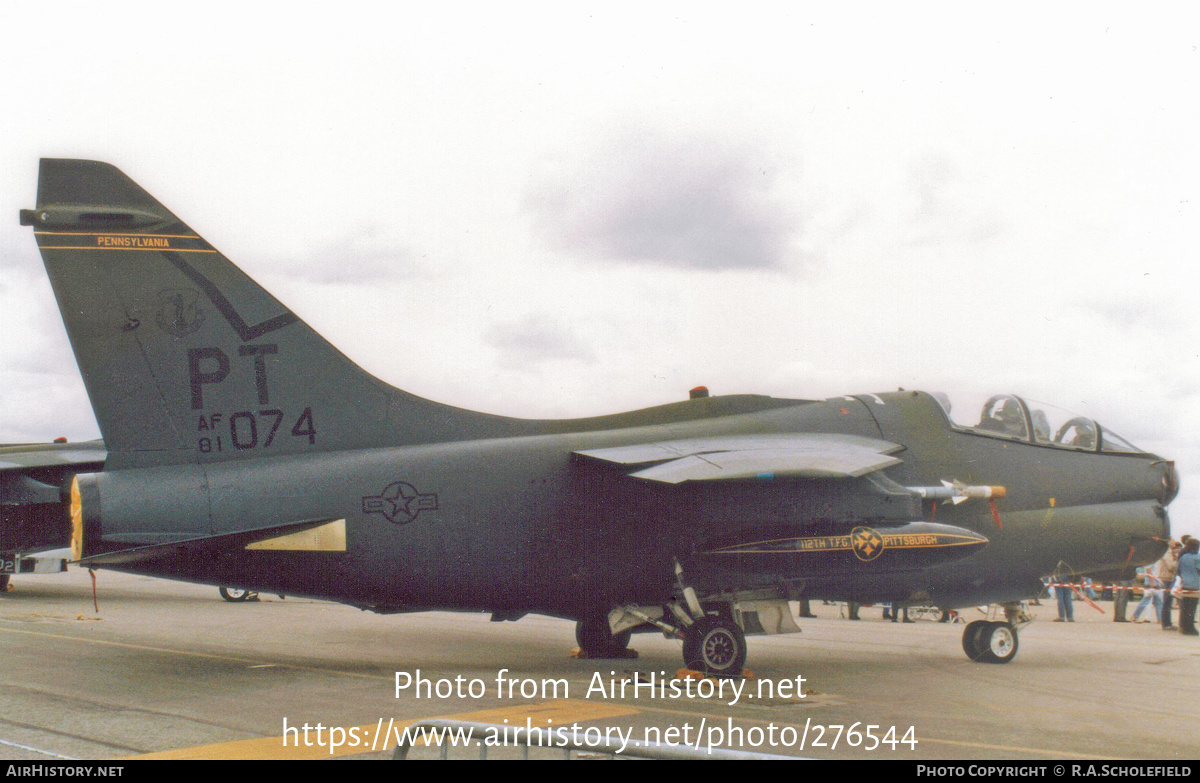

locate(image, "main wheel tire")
[[962, 620, 990, 661], [219, 586, 253, 602], [683, 615, 746, 677], [575, 617, 631, 658], [0, 574, 10, 593], [977, 621, 1019, 664]]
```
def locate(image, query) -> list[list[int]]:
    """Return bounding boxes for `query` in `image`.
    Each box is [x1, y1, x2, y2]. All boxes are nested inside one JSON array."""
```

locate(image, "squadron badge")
[[156, 288, 206, 337], [850, 526, 885, 561]]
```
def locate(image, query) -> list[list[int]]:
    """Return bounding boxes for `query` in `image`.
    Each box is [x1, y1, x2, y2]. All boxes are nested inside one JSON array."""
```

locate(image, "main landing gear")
[[575, 616, 634, 659], [670, 561, 749, 677], [581, 603, 749, 677], [584, 561, 757, 678], [680, 613, 747, 678]]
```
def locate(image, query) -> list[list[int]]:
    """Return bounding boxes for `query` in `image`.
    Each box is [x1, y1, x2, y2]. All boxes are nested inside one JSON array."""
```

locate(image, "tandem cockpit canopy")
[[930, 392, 1144, 454]]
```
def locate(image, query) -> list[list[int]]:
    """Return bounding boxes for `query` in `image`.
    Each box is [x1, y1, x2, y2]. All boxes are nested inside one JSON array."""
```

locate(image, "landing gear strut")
[[671, 560, 748, 677], [600, 562, 759, 677]]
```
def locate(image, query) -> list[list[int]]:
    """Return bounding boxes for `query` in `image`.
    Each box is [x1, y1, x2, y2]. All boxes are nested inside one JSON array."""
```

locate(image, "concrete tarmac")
[[0, 570, 1196, 761]]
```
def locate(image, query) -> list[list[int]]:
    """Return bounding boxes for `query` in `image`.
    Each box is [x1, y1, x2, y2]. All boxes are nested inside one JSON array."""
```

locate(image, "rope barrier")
[[1046, 581, 1199, 598]]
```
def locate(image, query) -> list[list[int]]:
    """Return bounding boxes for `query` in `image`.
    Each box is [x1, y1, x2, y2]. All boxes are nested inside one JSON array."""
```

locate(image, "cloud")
[[527, 129, 801, 271], [485, 315, 596, 366], [270, 224, 425, 284], [0, 367, 97, 442], [1079, 296, 1181, 332], [901, 152, 1008, 248], [0, 230, 40, 273], [910, 153, 958, 218]]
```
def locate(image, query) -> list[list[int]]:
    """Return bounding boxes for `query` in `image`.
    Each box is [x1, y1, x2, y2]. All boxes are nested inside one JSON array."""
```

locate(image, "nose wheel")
[[962, 620, 1019, 663], [219, 586, 257, 602]]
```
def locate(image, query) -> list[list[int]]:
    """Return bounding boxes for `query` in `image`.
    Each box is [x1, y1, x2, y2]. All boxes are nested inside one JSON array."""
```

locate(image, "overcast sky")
[[1, 3, 1197, 538]]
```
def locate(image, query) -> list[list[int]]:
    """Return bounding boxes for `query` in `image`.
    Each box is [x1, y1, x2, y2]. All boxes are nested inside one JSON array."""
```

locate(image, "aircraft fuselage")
[[83, 391, 1169, 619]]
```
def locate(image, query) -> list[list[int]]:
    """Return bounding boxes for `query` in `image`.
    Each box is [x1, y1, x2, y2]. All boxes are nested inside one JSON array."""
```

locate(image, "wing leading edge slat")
[[575, 434, 903, 484]]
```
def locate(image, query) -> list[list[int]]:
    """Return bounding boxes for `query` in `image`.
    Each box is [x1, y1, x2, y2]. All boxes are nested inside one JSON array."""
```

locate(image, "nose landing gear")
[[219, 586, 258, 602], [962, 620, 1019, 663], [962, 603, 1028, 663]]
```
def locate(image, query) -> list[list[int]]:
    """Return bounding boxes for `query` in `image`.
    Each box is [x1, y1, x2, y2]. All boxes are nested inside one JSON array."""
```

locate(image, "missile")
[[907, 480, 1006, 505]]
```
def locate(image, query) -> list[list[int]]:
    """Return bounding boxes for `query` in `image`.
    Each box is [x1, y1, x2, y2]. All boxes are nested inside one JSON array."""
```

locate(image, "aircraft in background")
[[1, 159, 1175, 674], [1, 439, 104, 590]]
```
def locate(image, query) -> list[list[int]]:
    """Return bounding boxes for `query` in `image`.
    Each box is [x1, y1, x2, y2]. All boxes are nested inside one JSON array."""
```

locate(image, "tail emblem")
[[156, 288, 206, 337]]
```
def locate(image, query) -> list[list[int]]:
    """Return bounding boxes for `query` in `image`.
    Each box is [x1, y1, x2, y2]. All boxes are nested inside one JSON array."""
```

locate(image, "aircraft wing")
[[577, 433, 987, 573], [575, 433, 903, 484]]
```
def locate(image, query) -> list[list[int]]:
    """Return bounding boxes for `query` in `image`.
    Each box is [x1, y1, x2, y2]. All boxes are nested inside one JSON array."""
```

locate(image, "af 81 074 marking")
[[196, 408, 316, 453]]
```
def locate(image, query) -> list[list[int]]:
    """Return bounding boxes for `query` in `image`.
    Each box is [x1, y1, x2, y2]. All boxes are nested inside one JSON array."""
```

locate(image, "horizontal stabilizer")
[[78, 517, 342, 566], [0, 440, 106, 473], [576, 433, 903, 483]]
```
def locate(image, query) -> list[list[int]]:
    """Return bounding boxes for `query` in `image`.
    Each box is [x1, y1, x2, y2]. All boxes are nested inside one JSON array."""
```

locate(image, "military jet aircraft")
[[3, 159, 1175, 674]]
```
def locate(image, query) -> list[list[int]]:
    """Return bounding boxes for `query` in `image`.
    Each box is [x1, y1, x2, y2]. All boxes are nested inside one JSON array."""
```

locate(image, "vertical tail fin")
[[23, 159, 524, 468]]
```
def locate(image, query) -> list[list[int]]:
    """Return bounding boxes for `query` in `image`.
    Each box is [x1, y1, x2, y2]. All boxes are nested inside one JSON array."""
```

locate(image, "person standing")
[[1131, 567, 1162, 623], [1177, 538, 1199, 637], [1113, 577, 1131, 622], [1157, 541, 1181, 630], [1054, 579, 1074, 622]]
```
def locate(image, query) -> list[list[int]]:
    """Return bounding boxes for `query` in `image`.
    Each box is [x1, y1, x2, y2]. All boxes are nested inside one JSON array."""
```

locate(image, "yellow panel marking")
[[713, 532, 982, 554], [69, 478, 82, 561], [245, 520, 346, 552], [129, 700, 638, 760], [34, 231, 201, 238], [35, 246, 216, 253]]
